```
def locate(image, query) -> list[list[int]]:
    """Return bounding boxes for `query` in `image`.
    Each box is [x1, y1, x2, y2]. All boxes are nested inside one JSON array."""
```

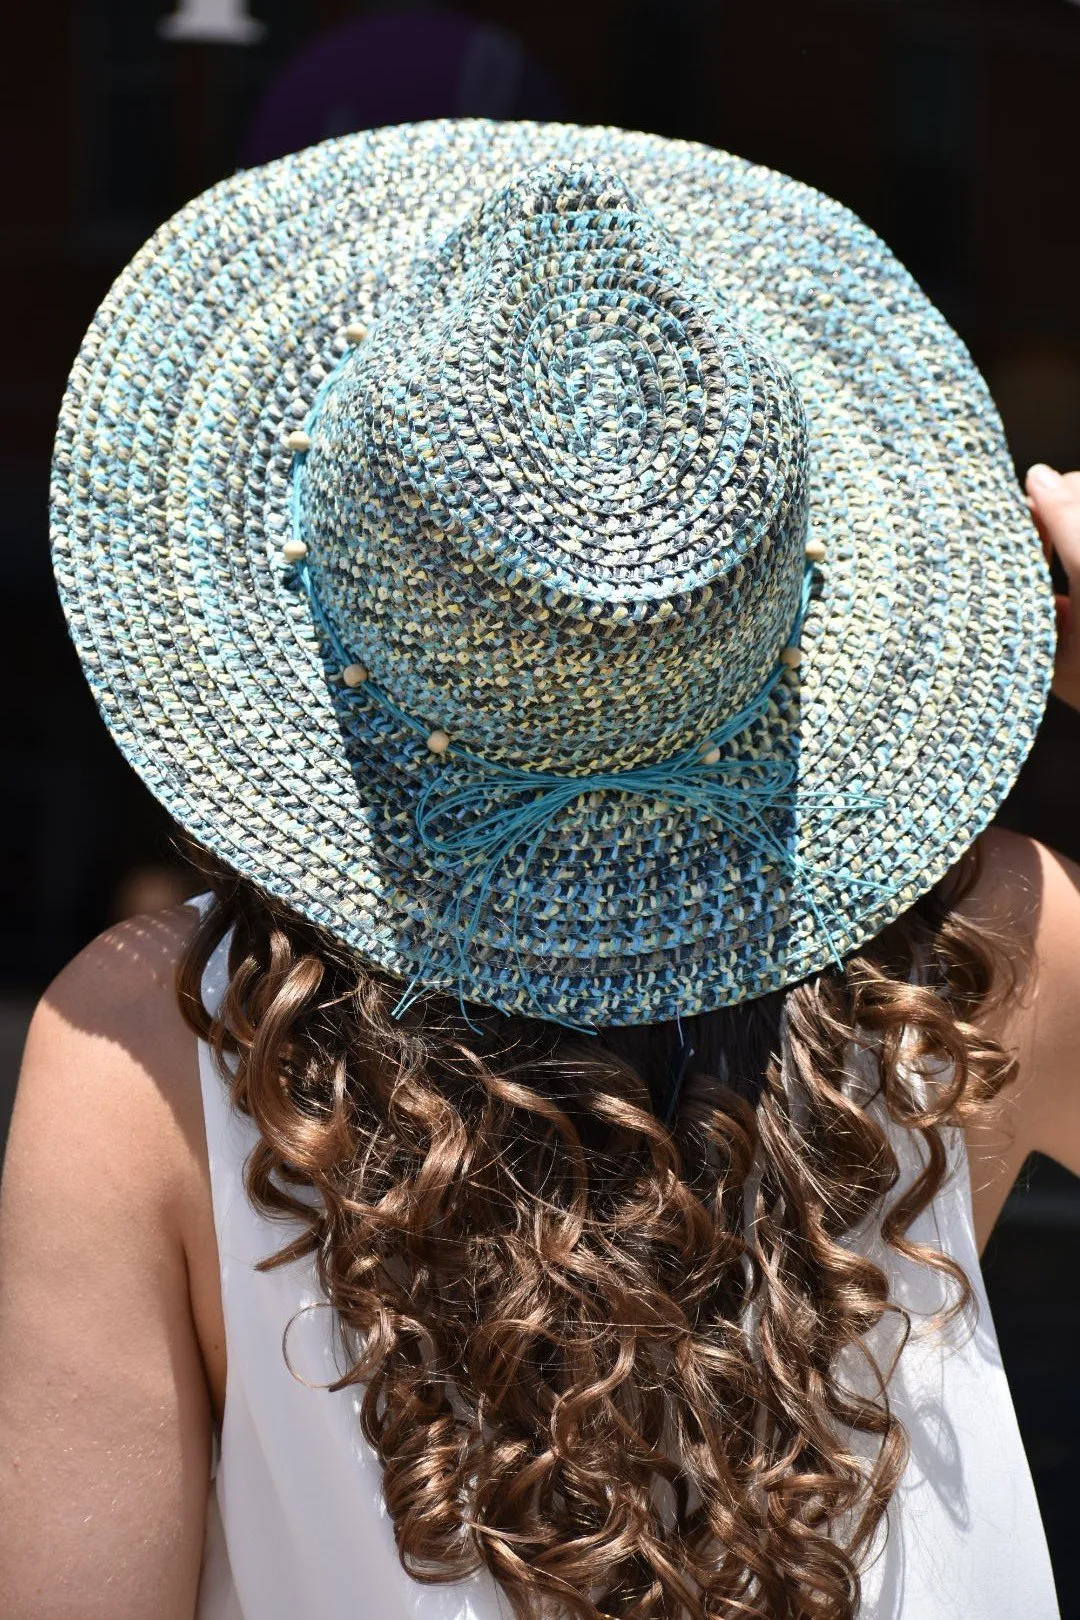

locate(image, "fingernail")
[[1027, 463, 1062, 494]]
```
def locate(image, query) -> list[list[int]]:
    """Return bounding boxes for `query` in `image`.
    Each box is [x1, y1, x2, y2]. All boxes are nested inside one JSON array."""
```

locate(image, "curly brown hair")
[[177, 841, 1015, 1620]]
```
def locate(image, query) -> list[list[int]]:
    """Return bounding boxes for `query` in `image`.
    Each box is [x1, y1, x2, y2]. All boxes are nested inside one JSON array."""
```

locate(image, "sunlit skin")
[[0, 469, 1078, 1618]]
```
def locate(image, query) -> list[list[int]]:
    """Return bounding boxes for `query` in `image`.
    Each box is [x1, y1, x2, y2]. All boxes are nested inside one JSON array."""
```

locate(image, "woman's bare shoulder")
[[40, 900, 201, 1035], [963, 826, 1080, 983], [963, 828, 1080, 1182], [6, 901, 208, 1220], [960, 826, 1049, 936]]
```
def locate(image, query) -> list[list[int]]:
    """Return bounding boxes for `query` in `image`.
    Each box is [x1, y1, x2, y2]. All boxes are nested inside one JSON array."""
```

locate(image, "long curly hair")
[[177, 840, 1016, 1620]]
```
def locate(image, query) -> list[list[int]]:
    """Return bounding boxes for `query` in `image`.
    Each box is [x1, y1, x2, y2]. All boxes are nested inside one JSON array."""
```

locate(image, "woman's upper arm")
[[1012, 836, 1080, 1173], [0, 908, 212, 1620]]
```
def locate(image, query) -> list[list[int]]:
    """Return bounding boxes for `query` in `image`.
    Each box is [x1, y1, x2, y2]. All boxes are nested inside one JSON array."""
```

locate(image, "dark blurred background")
[[2, 0, 1080, 1607]]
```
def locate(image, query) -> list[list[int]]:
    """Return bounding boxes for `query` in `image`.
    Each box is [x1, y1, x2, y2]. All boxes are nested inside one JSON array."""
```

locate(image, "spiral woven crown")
[[302, 163, 810, 773]]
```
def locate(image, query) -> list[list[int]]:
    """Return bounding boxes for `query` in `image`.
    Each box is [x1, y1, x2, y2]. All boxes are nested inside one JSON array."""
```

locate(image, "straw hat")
[[50, 119, 1053, 1027]]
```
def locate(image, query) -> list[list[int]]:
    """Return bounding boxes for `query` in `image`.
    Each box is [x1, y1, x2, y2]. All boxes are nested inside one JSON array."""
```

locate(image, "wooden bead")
[[780, 645, 803, 668], [805, 537, 827, 563], [284, 429, 311, 453], [341, 663, 368, 688], [345, 322, 367, 343], [281, 538, 307, 562], [699, 743, 721, 766], [426, 728, 451, 755]]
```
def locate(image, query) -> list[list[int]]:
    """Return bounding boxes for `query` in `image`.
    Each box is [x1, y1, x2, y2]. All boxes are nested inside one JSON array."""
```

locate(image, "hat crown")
[[302, 162, 810, 772]]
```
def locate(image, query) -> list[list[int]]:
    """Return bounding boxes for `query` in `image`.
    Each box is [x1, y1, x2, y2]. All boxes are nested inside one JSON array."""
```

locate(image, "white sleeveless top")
[[191, 912, 1060, 1619]]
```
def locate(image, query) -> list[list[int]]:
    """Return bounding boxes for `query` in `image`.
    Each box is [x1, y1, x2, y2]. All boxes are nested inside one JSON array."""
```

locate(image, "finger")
[[1026, 465, 1080, 588], [1026, 462, 1060, 499], [1026, 495, 1055, 567]]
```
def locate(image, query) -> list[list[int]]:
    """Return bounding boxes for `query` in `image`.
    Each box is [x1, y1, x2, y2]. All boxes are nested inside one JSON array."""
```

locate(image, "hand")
[[1026, 464, 1080, 713]]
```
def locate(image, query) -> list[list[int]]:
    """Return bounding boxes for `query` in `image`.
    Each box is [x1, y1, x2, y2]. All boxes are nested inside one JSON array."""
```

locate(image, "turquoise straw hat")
[[50, 119, 1053, 1027]]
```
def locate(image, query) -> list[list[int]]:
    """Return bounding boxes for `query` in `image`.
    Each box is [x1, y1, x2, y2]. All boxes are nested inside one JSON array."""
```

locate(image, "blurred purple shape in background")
[[239, 6, 566, 169]]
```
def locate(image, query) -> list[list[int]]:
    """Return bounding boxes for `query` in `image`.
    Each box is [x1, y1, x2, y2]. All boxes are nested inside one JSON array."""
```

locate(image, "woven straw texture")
[[51, 118, 1053, 1026]]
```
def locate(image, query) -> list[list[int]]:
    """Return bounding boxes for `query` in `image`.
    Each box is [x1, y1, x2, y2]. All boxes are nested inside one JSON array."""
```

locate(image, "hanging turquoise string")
[[286, 400, 895, 1031], [662, 1013, 695, 1127]]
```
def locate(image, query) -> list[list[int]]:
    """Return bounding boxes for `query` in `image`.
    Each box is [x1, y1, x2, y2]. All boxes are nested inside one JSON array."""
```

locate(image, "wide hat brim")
[[51, 119, 1053, 1026]]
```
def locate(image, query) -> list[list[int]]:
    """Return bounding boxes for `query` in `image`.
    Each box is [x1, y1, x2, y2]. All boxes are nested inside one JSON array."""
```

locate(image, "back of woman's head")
[[178, 842, 1013, 1620]]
